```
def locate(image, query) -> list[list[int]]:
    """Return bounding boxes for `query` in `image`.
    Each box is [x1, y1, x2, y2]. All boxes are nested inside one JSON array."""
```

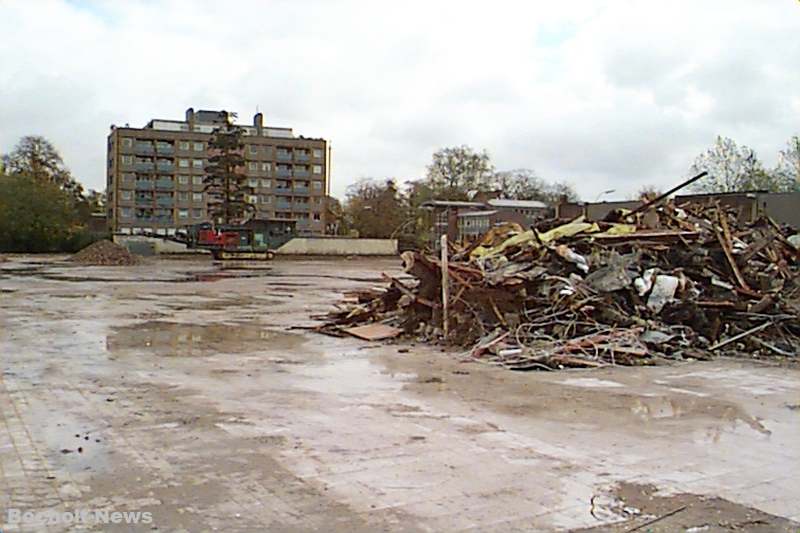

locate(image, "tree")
[[490, 168, 579, 204], [0, 173, 82, 252], [2, 136, 83, 199], [775, 136, 800, 191], [689, 136, 790, 193], [632, 185, 663, 201], [203, 124, 253, 225], [424, 146, 494, 200], [343, 178, 406, 239]]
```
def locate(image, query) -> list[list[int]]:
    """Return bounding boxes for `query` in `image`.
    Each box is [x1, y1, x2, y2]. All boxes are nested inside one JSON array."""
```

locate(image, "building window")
[[312, 148, 323, 158], [121, 155, 133, 165], [313, 212, 321, 221], [178, 209, 189, 219], [192, 192, 203, 202], [248, 178, 258, 187], [260, 195, 271, 204], [261, 162, 271, 172], [192, 176, 203, 185], [178, 175, 189, 184], [178, 192, 189, 201], [313, 165, 322, 174], [121, 138, 133, 148], [313, 181, 322, 190], [248, 162, 258, 171], [178, 159, 189, 168], [121, 190, 132, 201], [192, 208, 203, 218], [260, 179, 271, 188], [121, 173, 135, 184], [249, 145, 257, 154], [192, 159, 204, 169], [120, 207, 132, 218], [179, 141, 190, 150], [248, 195, 258, 204], [193, 142, 204, 151]]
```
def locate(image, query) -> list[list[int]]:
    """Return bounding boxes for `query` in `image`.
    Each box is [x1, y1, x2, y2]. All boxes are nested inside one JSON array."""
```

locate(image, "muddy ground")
[[0, 255, 798, 532]]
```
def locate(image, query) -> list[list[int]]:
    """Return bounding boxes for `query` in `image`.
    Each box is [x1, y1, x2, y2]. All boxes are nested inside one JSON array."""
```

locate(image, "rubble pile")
[[317, 201, 800, 369], [71, 240, 140, 266]]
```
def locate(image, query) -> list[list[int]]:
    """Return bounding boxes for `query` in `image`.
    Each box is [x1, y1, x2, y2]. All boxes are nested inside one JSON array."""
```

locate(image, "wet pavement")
[[0, 255, 798, 532]]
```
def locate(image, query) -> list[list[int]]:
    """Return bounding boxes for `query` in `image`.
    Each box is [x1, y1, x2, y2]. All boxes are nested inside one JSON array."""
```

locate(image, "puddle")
[[106, 321, 305, 356], [561, 377, 625, 389]]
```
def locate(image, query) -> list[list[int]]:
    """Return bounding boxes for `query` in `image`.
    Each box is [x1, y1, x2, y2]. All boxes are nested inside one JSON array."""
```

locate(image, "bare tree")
[[775, 136, 800, 191], [491, 168, 578, 204], [425, 146, 494, 200], [2, 135, 83, 199], [689, 136, 789, 193], [632, 185, 663, 201]]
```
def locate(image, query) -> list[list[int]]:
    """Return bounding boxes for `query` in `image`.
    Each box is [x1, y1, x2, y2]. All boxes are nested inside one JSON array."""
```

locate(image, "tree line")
[[344, 135, 800, 242], [0, 136, 106, 252], [636, 135, 800, 199], [339, 145, 579, 242]]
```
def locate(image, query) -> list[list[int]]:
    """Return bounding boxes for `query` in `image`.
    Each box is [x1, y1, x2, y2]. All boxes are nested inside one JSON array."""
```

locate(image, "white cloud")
[[0, 0, 798, 200]]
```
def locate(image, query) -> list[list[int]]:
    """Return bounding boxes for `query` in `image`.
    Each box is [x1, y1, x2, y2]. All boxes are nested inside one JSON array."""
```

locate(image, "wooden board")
[[344, 324, 403, 341]]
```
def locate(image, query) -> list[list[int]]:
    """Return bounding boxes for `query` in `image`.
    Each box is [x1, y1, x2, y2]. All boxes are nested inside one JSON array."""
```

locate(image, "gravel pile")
[[71, 240, 140, 266]]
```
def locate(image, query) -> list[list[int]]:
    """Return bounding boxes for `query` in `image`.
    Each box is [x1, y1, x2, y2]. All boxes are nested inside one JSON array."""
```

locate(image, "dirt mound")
[[71, 240, 140, 266]]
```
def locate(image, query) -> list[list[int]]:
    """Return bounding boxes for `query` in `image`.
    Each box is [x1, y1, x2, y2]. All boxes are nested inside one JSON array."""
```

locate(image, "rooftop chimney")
[[185, 107, 195, 128], [253, 112, 263, 134]]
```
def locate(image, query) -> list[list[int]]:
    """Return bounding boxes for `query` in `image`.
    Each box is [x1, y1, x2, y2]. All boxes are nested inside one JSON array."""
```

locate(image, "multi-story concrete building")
[[106, 108, 330, 235]]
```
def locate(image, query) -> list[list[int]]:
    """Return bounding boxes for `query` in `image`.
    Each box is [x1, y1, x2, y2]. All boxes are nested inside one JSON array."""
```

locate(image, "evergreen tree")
[[203, 124, 254, 225]]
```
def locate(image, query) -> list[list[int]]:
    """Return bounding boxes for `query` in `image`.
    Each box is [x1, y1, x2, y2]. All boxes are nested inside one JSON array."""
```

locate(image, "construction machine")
[[164, 219, 296, 260]]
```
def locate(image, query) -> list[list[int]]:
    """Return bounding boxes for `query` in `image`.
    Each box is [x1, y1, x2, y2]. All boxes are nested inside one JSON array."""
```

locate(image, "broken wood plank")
[[715, 211, 751, 292], [709, 321, 773, 351], [344, 323, 403, 341]]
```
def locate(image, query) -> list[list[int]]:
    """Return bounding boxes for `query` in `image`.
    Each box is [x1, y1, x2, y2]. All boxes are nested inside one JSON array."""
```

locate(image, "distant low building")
[[556, 191, 800, 229], [421, 197, 552, 249]]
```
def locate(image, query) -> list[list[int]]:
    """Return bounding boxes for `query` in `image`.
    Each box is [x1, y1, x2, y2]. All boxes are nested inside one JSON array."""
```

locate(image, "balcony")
[[156, 178, 174, 190], [295, 152, 310, 162], [276, 201, 292, 210], [156, 162, 174, 172], [135, 181, 154, 190], [156, 197, 174, 207], [292, 187, 309, 194], [293, 170, 310, 178], [274, 188, 292, 196], [293, 204, 310, 211], [134, 143, 155, 155], [135, 162, 154, 172], [156, 144, 174, 155], [276, 168, 292, 177], [276, 151, 292, 161]]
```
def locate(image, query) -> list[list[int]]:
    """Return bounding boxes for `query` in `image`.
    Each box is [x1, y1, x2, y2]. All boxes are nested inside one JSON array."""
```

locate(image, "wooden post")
[[440, 234, 449, 338]]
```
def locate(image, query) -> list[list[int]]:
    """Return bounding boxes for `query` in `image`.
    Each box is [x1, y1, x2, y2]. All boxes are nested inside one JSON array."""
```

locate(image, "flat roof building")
[[106, 108, 330, 236]]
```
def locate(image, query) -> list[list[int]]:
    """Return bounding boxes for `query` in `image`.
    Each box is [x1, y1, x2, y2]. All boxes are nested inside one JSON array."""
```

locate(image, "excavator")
[[167, 219, 297, 260]]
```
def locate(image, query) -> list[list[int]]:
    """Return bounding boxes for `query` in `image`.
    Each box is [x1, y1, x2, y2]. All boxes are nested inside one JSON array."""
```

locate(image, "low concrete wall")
[[758, 192, 800, 229], [114, 235, 207, 255], [277, 237, 398, 256]]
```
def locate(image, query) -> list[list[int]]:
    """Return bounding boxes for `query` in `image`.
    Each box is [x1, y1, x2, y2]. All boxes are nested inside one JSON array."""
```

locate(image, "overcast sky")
[[1, 0, 798, 200]]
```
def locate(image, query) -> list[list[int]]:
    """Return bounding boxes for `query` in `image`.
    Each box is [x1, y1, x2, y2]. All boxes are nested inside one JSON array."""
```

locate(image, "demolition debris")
[[316, 199, 799, 370], [71, 240, 140, 266]]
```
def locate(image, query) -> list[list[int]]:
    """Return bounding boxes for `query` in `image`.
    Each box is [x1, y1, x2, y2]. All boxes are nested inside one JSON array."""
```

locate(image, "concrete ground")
[[0, 255, 798, 532]]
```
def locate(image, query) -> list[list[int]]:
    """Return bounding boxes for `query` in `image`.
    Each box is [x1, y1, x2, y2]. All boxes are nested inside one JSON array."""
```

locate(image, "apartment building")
[[106, 108, 330, 235]]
